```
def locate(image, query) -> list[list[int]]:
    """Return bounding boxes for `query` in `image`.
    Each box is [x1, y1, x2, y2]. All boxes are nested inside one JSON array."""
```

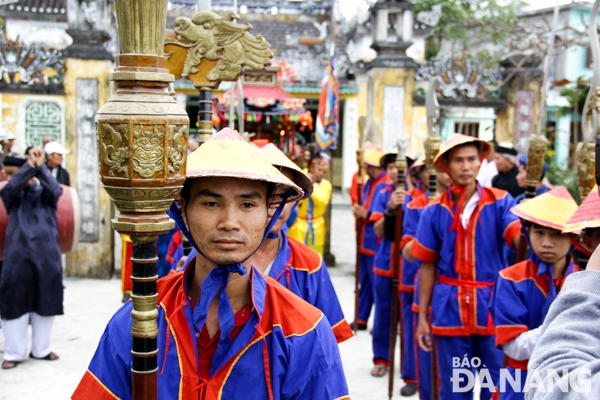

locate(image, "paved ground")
[[0, 191, 417, 399]]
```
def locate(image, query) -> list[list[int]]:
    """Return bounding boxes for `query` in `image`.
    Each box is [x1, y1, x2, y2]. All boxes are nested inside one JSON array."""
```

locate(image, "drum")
[[0, 181, 80, 257]]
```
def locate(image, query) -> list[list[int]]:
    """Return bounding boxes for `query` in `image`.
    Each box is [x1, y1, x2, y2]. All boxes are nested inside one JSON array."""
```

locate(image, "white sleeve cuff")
[[501, 327, 541, 361]]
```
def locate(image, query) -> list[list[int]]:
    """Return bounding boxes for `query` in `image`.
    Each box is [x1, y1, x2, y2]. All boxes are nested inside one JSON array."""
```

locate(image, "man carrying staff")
[[72, 129, 349, 399], [405, 168, 452, 400], [351, 147, 389, 330], [288, 152, 332, 256], [251, 143, 353, 344], [412, 134, 521, 399], [368, 151, 403, 376]]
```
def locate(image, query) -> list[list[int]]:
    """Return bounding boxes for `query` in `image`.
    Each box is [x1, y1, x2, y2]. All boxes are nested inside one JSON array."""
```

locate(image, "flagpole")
[[330, 0, 336, 58]]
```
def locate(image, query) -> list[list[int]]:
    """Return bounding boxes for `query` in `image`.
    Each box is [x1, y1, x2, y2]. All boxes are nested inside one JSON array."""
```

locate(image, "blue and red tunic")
[[72, 266, 350, 400], [360, 171, 391, 256], [411, 185, 521, 336], [407, 193, 430, 312], [399, 191, 428, 291], [491, 259, 578, 371], [371, 186, 424, 279], [268, 232, 353, 343]]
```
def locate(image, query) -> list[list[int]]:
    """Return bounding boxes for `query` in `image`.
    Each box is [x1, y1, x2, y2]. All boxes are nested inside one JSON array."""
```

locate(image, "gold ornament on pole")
[[164, 12, 273, 140], [96, 0, 189, 398], [524, 134, 548, 195], [425, 81, 441, 201]]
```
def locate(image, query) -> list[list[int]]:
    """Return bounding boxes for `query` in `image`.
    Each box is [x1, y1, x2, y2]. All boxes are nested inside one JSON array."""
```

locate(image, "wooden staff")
[[515, 135, 547, 262], [576, 0, 600, 269], [425, 81, 441, 400], [516, 1, 560, 262], [353, 148, 363, 334], [388, 141, 407, 400]]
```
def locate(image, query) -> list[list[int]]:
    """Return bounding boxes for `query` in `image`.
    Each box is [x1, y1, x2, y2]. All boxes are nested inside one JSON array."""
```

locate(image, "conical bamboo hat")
[[511, 187, 578, 231], [563, 186, 600, 233], [186, 128, 303, 202], [433, 133, 490, 167], [260, 143, 313, 197]]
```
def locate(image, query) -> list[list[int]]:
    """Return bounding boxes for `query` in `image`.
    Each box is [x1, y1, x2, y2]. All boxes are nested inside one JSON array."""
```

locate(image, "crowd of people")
[[2, 126, 600, 399], [352, 133, 600, 399]]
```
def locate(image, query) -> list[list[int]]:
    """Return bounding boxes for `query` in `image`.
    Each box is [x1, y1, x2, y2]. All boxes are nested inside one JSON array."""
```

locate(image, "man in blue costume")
[[251, 143, 353, 344], [72, 129, 349, 399], [352, 148, 389, 330], [412, 134, 521, 399], [403, 167, 451, 399]]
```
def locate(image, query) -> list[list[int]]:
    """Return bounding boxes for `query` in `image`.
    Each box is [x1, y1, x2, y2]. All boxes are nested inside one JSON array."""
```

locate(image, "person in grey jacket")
[[525, 198, 600, 399]]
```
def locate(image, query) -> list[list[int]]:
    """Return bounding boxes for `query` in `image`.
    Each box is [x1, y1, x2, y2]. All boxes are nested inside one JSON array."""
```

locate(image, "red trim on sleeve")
[[72, 370, 120, 400], [495, 325, 529, 347], [400, 235, 414, 250], [369, 211, 384, 223], [331, 319, 354, 344], [504, 220, 522, 249], [507, 357, 529, 371], [410, 240, 438, 263]]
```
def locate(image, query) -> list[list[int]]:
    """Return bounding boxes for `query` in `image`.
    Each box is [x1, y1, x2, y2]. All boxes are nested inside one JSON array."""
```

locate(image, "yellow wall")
[[366, 67, 416, 150], [410, 105, 426, 159], [63, 58, 114, 278]]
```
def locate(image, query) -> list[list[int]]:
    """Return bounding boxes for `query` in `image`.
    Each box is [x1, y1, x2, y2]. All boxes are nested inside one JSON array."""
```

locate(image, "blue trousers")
[[400, 291, 416, 383], [414, 311, 432, 400], [372, 274, 393, 365], [358, 254, 374, 324], [435, 334, 503, 400]]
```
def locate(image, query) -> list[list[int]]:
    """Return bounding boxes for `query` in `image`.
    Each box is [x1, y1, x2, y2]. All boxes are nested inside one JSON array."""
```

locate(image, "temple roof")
[[0, 0, 67, 20]]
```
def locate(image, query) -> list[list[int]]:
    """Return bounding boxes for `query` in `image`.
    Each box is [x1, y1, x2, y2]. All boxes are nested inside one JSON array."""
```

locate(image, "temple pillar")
[[63, 0, 115, 278]]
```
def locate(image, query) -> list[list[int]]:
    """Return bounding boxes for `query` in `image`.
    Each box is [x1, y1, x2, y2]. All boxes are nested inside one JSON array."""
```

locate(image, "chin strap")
[[167, 190, 293, 376], [523, 226, 573, 317]]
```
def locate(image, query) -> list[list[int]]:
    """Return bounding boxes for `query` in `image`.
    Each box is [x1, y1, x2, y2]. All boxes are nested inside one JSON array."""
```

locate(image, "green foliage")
[[415, 0, 527, 64], [555, 76, 590, 118], [545, 154, 581, 204]]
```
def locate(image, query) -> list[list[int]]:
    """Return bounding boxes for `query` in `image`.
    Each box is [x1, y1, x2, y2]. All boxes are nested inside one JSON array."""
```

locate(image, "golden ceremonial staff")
[[425, 81, 441, 400], [577, 0, 600, 269], [96, 2, 189, 398], [388, 133, 409, 400], [516, 0, 560, 262], [579, 0, 599, 199], [96, 2, 274, 398]]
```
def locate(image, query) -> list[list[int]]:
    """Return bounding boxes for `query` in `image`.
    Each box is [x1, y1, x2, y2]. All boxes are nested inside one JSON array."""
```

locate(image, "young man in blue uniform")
[[368, 151, 403, 377], [352, 148, 390, 330], [403, 167, 451, 399], [490, 187, 579, 399], [412, 134, 521, 400], [369, 153, 429, 396], [252, 144, 353, 344], [72, 129, 350, 400]]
